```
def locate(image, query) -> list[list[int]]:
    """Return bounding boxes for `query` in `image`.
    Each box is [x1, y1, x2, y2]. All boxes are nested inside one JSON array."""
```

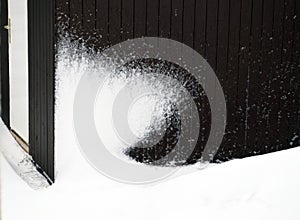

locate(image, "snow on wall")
[[54, 36, 215, 184]]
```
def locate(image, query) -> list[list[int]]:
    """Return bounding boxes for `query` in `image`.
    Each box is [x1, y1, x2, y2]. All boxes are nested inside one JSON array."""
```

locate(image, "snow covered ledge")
[[0, 120, 51, 190]]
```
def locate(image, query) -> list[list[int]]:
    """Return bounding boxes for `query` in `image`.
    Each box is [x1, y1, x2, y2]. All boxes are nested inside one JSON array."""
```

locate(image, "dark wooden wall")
[[28, 0, 55, 182], [0, 0, 9, 128], [55, 0, 300, 162]]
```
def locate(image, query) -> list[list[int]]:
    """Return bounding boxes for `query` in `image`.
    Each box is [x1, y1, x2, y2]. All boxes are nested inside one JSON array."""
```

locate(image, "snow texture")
[[55, 37, 204, 167], [1, 36, 300, 219], [2, 136, 300, 219], [0, 120, 50, 190]]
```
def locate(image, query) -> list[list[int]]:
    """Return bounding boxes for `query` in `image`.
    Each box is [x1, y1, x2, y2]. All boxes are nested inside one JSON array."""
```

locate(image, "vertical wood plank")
[[271, 0, 295, 150], [289, 0, 299, 142], [41, 0, 47, 170], [56, 0, 70, 27], [226, 0, 241, 157], [28, 0, 55, 181], [279, 0, 297, 148], [122, 0, 134, 40], [216, 0, 230, 74], [28, 0, 33, 157], [246, 0, 264, 155], [82, 0, 96, 46], [203, 0, 219, 159], [294, 0, 300, 137], [96, 0, 109, 49], [206, 0, 218, 70], [256, 0, 274, 153], [134, 0, 147, 38], [215, 0, 230, 158], [194, 0, 207, 56], [70, 0, 83, 33], [32, 0, 38, 162], [182, 0, 195, 48], [36, 0, 42, 166], [83, 0, 95, 30], [51, 0, 300, 163], [48, 0, 55, 179], [171, 0, 183, 42], [147, 0, 159, 37], [159, 0, 171, 38], [0, 0, 10, 127], [109, 0, 122, 45], [268, 0, 285, 151], [236, 0, 252, 156]]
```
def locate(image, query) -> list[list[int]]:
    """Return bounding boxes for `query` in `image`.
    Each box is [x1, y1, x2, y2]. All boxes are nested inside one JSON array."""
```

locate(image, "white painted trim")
[[8, 0, 29, 143]]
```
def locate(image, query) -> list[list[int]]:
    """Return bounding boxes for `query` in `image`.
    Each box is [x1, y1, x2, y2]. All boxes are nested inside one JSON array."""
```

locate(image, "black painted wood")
[[237, 0, 252, 155], [194, 0, 207, 56], [215, 0, 230, 159], [121, 0, 134, 40], [246, 0, 264, 155], [222, 0, 241, 159], [159, 0, 171, 39], [28, 0, 55, 182], [96, 0, 109, 48], [19, 0, 300, 179], [53, 0, 299, 163], [280, 0, 296, 149], [0, 0, 9, 128], [206, 0, 218, 70], [147, 0, 159, 37], [171, 0, 183, 42], [294, 0, 300, 138], [259, 0, 274, 154], [109, 0, 122, 46], [134, 0, 147, 38]]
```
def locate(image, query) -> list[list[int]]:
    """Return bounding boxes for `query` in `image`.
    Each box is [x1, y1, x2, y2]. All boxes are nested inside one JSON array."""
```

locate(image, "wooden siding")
[[28, 0, 55, 182], [54, 0, 300, 162], [0, 0, 9, 127]]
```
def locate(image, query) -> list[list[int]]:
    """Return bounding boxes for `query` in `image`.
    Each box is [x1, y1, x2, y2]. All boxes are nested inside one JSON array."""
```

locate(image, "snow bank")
[[1, 37, 299, 219], [2, 60, 300, 218], [2, 142, 300, 220]]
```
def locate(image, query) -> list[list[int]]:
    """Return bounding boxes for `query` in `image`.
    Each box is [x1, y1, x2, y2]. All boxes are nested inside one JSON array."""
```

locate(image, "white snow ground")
[[1, 130, 300, 220]]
